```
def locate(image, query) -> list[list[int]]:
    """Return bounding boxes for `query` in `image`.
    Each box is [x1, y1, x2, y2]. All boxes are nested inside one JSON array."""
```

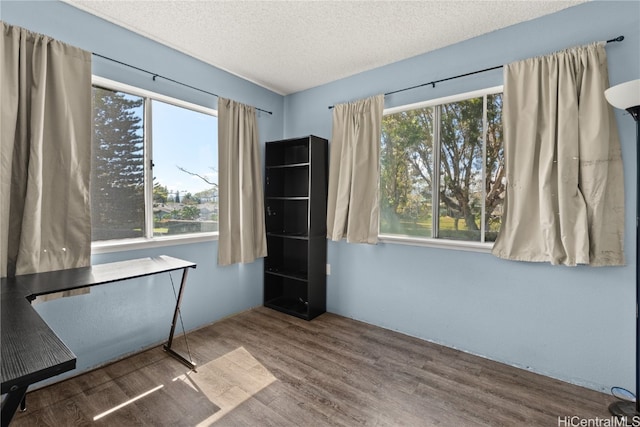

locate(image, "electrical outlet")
[[326, 264, 331, 275]]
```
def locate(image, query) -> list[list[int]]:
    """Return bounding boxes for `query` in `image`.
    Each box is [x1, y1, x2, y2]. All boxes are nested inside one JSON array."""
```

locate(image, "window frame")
[[91, 76, 219, 254], [379, 85, 504, 253]]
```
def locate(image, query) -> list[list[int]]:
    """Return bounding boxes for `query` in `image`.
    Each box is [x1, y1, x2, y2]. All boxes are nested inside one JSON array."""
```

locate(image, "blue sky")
[[151, 100, 218, 196]]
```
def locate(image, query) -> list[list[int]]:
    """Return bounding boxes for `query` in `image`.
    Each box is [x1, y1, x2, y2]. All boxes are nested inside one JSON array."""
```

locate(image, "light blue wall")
[[285, 1, 640, 392], [1, 0, 284, 385]]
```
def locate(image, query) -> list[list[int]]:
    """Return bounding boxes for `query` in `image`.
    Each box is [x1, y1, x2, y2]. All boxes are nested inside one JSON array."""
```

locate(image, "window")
[[380, 87, 504, 244], [91, 78, 218, 243]]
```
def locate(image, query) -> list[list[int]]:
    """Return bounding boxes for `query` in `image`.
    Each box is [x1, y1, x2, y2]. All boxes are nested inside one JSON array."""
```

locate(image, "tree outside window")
[[91, 88, 145, 241], [90, 83, 218, 242], [380, 91, 504, 243]]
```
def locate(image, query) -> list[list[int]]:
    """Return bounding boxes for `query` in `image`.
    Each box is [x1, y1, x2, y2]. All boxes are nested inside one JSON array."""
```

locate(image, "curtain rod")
[[92, 52, 273, 115], [328, 35, 625, 110]]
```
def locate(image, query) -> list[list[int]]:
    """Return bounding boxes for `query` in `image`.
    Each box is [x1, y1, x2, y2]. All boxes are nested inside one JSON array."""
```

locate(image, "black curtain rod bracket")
[[92, 52, 273, 115], [328, 35, 624, 110]]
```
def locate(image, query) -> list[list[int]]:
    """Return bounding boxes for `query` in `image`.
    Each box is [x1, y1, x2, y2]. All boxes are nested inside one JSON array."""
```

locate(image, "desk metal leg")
[[163, 267, 196, 370], [1, 386, 28, 427]]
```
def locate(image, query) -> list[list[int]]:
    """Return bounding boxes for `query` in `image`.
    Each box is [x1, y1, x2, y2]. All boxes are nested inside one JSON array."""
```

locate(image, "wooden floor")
[[11, 306, 616, 426]]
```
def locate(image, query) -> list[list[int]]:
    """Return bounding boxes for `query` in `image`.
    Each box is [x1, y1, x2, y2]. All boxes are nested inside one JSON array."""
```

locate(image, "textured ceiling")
[[63, 0, 586, 95]]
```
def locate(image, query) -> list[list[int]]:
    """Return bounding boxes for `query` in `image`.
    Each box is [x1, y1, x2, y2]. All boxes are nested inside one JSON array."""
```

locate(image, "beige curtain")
[[1, 22, 92, 277], [217, 97, 267, 266], [327, 95, 384, 244], [492, 42, 624, 266]]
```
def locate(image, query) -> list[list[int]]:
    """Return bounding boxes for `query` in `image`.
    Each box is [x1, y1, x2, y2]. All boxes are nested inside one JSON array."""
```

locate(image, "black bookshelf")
[[264, 135, 327, 320]]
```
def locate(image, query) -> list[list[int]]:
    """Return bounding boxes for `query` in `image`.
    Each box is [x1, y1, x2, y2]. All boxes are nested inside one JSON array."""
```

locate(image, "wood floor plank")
[[11, 306, 617, 426]]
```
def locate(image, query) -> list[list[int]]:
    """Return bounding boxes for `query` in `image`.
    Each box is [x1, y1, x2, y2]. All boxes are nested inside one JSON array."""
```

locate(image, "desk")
[[1, 255, 196, 426]]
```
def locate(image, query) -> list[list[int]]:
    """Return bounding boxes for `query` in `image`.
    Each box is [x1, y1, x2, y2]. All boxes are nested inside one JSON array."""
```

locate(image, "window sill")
[[378, 234, 494, 254], [91, 233, 218, 254]]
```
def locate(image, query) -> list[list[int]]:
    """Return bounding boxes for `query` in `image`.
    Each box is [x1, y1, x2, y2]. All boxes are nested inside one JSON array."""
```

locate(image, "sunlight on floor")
[[174, 346, 277, 426], [93, 384, 164, 421], [91, 346, 276, 424]]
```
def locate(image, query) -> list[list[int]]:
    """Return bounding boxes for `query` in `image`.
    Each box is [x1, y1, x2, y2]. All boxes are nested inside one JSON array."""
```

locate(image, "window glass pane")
[[91, 87, 145, 241], [438, 98, 484, 241], [151, 100, 218, 237], [380, 108, 434, 237], [379, 90, 504, 244], [484, 93, 505, 242]]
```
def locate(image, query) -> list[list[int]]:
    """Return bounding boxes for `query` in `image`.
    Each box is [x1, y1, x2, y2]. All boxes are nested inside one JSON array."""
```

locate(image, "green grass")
[[380, 214, 499, 241], [381, 216, 468, 234]]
